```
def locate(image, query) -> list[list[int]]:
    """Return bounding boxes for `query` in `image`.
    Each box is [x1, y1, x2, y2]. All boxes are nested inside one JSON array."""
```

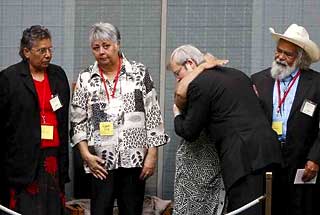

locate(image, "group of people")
[[0, 21, 319, 215], [169, 23, 320, 215], [0, 23, 168, 215]]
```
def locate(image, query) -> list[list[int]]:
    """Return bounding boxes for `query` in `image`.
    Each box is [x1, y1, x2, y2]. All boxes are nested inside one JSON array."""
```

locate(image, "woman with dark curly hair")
[[0, 25, 70, 215]]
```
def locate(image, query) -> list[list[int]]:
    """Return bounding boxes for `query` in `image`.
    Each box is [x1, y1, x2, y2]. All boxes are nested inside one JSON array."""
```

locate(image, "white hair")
[[89, 22, 121, 45], [270, 59, 298, 80], [296, 47, 312, 69], [170, 44, 205, 65]]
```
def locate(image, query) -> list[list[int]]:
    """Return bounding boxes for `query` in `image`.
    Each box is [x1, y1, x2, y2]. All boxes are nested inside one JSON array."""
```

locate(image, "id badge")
[[99, 122, 114, 136], [41, 125, 54, 140], [49, 95, 63, 111], [272, 121, 283, 135], [300, 99, 317, 117]]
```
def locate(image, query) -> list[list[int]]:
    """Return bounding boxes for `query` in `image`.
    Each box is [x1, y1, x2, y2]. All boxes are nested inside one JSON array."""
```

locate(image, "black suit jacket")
[[0, 60, 70, 188], [175, 66, 283, 190], [251, 68, 320, 180]]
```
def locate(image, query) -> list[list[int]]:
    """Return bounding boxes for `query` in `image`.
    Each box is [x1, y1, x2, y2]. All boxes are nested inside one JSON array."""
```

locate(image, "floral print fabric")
[[71, 54, 168, 173], [9, 148, 64, 215]]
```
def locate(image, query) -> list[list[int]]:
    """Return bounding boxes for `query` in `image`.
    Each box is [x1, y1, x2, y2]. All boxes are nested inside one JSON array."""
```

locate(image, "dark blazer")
[[175, 66, 282, 190], [251, 68, 320, 179], [0, 60, 70, 188]]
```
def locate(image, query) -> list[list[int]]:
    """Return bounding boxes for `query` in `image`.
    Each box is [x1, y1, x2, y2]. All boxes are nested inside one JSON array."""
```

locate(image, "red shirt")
[[33, 73, 60, 148]]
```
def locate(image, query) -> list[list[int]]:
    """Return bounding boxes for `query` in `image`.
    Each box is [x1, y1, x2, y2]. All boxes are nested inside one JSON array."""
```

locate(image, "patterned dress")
[[173, 132, 226, 215]]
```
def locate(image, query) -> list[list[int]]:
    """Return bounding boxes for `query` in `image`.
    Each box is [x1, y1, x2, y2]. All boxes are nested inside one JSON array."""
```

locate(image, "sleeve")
[[0, 71, 9, 130], [174, 81, 210, 142], [307, 101, 320, 164], [70, 73, 89, 147], [0, 71, 9, 173], [58, 68, 71, 185], [307, 136, 320, 164], [143, 69, 169, 147]]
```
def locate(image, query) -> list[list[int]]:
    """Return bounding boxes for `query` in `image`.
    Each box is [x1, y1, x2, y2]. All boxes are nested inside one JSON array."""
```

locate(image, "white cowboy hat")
[[269, 24, 320, 62]]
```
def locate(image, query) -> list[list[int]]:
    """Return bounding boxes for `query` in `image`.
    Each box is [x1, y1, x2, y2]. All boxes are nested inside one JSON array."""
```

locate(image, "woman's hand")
[[140, 147, 158, 180], [77, 141, 108, 180], [85, 153, 108, 180], [200, 53, 229, 70]]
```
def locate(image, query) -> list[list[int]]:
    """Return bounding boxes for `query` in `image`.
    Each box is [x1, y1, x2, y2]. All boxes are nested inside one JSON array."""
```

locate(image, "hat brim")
[[270, 28, 320, 62]]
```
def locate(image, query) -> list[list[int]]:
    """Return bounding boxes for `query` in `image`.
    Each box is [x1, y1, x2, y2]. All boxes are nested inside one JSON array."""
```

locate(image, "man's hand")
[[302, 160, 319, 182]]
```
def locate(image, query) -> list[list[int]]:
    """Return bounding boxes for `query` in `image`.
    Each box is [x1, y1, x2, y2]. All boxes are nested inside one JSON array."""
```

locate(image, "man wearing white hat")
[[252, 24, 320, 215]]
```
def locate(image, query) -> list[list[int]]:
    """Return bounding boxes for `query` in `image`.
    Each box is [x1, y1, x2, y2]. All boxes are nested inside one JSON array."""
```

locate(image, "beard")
[[270, 59, 298, 80]]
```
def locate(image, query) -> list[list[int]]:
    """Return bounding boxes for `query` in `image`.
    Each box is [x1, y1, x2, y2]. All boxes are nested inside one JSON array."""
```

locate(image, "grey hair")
[[170, 44, 205, 66], [89, 22, 121, 45], [296, 47, 312, 69], [19, 25, 51, 60]]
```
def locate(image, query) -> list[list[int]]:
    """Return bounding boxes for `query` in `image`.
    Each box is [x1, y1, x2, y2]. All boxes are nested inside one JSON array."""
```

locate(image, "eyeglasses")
[[31, 47, 54, 55], [275, 47, 297, 59], [172, 66, 183, 77], [172, 61, 187, 77]]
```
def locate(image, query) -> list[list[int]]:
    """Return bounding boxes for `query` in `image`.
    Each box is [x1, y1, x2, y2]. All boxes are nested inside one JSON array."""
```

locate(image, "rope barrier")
[[225, 195, 266, 215], [0, 204, 22, 215]]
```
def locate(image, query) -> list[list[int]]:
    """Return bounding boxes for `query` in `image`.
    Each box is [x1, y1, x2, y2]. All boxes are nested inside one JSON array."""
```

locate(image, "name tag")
[[99, 122, 114, 136], [272, 121, 283, 135], [49, 95, 63, 111], [300, 99, 317, 117], [41, 125, 54, 140]]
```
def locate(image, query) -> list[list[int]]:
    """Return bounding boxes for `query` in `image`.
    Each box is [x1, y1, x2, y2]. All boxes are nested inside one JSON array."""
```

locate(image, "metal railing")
[[0, 172, 273, 215], [226, 172, 273, 215]]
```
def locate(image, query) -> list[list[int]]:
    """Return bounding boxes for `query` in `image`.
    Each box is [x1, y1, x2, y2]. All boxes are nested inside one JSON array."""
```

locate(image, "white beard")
[[270, 59, 298, 80]]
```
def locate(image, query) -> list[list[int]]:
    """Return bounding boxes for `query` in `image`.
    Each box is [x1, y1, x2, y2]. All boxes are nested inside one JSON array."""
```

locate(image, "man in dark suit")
[[168, 44, 283, 215], [251, 24, 320, 215]]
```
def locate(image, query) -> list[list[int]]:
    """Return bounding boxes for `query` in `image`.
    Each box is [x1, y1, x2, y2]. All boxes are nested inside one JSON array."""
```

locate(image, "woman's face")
[[24, 38, 53, 72], [91, 39, 120, 67]]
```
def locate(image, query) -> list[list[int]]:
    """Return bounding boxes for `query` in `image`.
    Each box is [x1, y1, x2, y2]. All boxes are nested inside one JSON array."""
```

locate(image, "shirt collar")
[[89, 53, 131, 79], [282, 67, 299, 82]]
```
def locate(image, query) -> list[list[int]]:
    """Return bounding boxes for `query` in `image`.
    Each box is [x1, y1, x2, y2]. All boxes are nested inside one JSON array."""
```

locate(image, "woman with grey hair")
[[70, 22, 169, 215]]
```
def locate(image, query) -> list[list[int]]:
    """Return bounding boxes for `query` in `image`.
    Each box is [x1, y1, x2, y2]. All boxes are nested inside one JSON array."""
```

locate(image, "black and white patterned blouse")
[[70, 54, 168, 172]]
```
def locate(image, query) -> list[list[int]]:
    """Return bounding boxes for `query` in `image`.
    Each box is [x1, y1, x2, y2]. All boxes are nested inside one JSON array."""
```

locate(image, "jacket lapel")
[[47, 65, 57, 95], [259, 71, 275, 122], [19, 61, 37, 97], [288, 70, 312, 121]]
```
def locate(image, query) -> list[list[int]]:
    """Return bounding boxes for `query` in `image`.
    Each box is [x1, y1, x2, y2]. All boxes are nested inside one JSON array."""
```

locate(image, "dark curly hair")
[[19, 25, 51, 60]]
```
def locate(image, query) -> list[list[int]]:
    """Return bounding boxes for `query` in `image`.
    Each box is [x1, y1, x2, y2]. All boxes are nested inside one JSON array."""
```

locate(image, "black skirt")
[[9, 147, 65, 215]]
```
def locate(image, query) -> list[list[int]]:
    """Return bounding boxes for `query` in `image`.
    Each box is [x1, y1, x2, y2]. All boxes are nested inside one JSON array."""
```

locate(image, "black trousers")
[[272, 167, 320, 215], [91, 168, 145, 215], [227, 170, 264, 215]]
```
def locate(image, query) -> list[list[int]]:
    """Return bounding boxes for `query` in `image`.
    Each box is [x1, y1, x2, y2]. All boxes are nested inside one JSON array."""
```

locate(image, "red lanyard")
[[276, 70, 300, 112], [40, 71, 48, 124], [99, 57, 122, 102]]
